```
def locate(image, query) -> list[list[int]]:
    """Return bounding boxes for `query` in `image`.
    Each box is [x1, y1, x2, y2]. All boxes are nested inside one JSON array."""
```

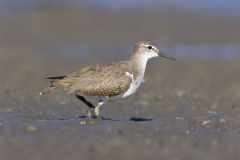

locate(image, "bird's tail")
[[39, 76, 66, 95]]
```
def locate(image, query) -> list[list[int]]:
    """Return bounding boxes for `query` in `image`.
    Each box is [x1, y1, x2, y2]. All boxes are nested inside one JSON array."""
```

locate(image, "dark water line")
[[41, 43, 240, 60], [0, 0, 239, 17]]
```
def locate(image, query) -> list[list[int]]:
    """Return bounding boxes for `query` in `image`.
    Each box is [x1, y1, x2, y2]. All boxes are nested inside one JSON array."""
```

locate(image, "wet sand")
[[0, 4, 240, 159], [1, 5, 240, 48], [0, 51, 240, 160]]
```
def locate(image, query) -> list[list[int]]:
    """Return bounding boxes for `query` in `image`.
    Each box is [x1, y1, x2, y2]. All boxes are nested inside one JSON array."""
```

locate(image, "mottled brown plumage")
[[45, 41, 175, 121], [52, 61, 132, 97]]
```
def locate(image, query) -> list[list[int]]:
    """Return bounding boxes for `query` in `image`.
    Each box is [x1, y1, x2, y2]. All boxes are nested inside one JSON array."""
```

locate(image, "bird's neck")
[[130, 53, 150, 78]]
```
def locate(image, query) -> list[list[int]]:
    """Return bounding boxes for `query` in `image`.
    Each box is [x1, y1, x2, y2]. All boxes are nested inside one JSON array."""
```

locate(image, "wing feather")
[[58, 62, 132, 97]]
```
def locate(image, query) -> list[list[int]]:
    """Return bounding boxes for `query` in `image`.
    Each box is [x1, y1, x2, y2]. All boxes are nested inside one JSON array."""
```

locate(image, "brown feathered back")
[[52, 61, 133, 97]]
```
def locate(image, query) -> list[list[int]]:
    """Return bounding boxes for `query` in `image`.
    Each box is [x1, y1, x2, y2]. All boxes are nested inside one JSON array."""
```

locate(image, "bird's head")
[[133, 41, 176, 61]]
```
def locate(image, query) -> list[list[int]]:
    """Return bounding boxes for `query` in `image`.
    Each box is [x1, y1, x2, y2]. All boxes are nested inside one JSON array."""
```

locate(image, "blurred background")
[[0, 0, 240, 59], [1, 1, 240, 160]]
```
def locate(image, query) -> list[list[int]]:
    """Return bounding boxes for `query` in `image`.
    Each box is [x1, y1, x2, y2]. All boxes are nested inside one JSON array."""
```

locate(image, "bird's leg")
[[75, 94, 95, 119], [86, 108, 94, 119], [94, 101, 105, 120]]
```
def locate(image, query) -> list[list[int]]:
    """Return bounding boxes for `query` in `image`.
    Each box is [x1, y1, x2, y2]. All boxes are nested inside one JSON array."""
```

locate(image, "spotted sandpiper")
[[45, 41, 175, 120]]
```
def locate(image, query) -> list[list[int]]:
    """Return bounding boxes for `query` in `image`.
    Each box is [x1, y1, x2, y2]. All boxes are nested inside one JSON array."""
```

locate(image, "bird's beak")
[[158, 50, 176, 61]]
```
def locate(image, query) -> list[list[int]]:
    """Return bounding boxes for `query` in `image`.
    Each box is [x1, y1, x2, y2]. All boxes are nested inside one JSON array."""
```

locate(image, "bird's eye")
[[148, 46, 152, 49]]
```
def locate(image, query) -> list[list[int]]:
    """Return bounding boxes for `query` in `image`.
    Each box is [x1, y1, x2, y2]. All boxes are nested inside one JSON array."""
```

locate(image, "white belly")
[[122, 74, 144, 98], [100, 72, 144, 101], [106, 54, 151, 101]]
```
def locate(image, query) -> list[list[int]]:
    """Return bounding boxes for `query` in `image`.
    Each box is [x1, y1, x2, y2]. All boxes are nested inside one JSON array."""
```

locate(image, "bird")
[[44, 41, 175, 121]]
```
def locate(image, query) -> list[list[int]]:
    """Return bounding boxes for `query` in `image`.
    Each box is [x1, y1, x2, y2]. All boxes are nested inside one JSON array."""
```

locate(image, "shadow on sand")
[[129, 117, 153, 122], [57, 116, 153, 122]]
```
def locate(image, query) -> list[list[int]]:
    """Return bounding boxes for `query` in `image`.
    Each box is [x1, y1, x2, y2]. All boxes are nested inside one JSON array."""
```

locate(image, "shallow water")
[[1, 110, 239, 140], [0, 1, 239, 159], [1, 0, 239, 15], [1, 52, 240, 159], [42, 43, 240, 60]]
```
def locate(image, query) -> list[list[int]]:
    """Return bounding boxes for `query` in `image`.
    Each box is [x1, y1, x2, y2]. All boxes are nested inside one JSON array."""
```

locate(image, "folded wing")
[[56, 62, 132, 97]]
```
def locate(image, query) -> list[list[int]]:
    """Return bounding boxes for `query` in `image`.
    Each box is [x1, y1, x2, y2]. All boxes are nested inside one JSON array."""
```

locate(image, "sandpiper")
[[45, 41, 175, 120]]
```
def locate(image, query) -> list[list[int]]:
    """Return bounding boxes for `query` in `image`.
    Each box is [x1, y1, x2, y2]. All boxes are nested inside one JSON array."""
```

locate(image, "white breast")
[[107, 53, 151, 101], [122, 71, 144, 98]]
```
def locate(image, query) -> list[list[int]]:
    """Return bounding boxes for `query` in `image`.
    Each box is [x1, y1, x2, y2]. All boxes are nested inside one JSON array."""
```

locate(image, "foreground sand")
[[0, 51, 240, 160]]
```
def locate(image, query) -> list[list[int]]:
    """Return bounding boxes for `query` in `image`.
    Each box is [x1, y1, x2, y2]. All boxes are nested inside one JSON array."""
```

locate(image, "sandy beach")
[[0, 4, 240, 160], [1, 50, 240, 160]]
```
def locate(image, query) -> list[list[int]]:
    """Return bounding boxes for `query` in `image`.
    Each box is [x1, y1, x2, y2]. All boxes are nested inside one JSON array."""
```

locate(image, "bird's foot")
[[79, 118, 99, 125], [80, 120, 96, 125], [86, 108, 94, 119], [79, 108, 98, 125]]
